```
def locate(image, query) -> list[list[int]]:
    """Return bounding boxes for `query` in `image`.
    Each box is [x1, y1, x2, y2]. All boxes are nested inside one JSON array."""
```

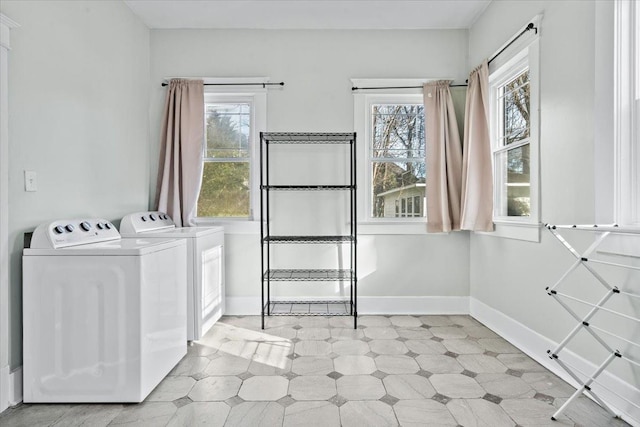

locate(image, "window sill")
[[193, 218, 260, 234], [475, 220, 541, 242], [359, 221, 429, 235]]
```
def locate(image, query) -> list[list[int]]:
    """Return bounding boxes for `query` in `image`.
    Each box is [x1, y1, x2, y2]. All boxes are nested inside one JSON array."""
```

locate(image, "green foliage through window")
[[197, 103, 251, 217]]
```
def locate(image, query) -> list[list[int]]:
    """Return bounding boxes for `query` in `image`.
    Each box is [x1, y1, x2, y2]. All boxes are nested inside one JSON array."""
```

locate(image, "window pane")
[[370, 103, 426, 219], [501, 70, 530, 145], [205, 103, 250, 158], [197, 161, 250, 217], [496, 144, 531, 217], [372, 161, 425, 218], [372, 104, 425, 158]]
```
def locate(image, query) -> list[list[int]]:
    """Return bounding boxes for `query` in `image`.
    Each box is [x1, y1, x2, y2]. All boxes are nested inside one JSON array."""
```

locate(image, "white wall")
[[0, 0, 150, 369], [150, 29, 471, 308], [468, 0, 639, 419]]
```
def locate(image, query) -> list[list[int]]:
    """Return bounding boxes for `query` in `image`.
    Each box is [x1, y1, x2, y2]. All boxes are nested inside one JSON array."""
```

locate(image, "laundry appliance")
[[22, 218, 187, 402], [119, 212, 225, 341]]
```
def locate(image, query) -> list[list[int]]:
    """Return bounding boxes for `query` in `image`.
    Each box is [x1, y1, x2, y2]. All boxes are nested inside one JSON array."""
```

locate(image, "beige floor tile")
[[383, 374, 436, 399], [146, 376, 196, 402], [369, 339, 409, 355], [188, 376, 242, 401], [475, 373, 535, 399], [332, 339, 370, 355], [238, 376, 289, 401], [284, 401, 340, 427], [110, 402, 176, 426], [430, 374, 485, 398], [337, 375, 386, 400], [50, 404, 123, 427], [292, 356, 334, 375], [375, 355, 420, 374], [339, 401, 398, 427], [415, 355, 464, 374], [394, 399, 457, 426], [166, 402, 230, 427], [289, 375, 337, 400], [334, 355, 377, 375], [447, 399, 515, 427], [225, 401, 284, 427], [457, 354, 508, 374]]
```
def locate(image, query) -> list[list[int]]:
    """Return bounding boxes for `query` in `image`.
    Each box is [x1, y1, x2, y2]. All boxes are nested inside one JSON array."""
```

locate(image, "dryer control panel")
[[30, 219, 120, 249], [119, 211, 175, 234]]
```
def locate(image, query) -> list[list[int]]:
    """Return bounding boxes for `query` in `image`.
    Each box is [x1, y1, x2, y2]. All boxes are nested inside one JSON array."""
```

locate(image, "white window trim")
[[0, 13, 19, 414], [614, 0, 640, 226], [193, 78, 267, 234], [479, 16, 542, 243], [353, 79, 436, 235]]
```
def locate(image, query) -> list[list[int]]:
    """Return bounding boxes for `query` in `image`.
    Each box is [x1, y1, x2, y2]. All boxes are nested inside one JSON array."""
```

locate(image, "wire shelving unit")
[[260, 132, 357, 329]]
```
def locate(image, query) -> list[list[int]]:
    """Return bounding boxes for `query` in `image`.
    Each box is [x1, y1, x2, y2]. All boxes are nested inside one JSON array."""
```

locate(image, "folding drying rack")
[[544, 223, 640, 422]]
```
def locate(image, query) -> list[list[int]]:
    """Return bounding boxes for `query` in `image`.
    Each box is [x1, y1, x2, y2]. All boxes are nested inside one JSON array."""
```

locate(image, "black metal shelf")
[[260, 132, 357, 328], [261, 185, 354, 191], [264, 269, 353, 281], [261, 132, 355, 144], [265, 300, 352, 316], [263, 235, 354, 244]]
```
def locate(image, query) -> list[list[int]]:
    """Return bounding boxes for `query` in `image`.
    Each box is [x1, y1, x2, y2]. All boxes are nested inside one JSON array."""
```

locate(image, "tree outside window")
[[371, 104, 426, 219], [197, 103, 251, 217]]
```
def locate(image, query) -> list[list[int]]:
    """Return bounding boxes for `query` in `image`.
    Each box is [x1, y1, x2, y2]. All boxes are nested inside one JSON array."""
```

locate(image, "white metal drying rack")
[[544, 223, 640, 422]]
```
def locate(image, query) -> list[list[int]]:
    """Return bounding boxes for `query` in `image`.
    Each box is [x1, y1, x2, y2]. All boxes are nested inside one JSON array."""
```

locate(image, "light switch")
[[24, 170, 37, 192]]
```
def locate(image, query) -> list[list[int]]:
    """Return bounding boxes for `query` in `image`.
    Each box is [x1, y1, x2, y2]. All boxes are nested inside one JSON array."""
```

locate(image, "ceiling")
[[123, 0, 492, 30]]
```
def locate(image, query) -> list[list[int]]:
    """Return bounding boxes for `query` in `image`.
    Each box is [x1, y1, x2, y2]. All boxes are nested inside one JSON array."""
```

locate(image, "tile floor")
[[0, 315, 630, 426]]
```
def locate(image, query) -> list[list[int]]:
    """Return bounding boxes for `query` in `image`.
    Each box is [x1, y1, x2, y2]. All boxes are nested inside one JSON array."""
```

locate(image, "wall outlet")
[[24, 170, 37, 192]]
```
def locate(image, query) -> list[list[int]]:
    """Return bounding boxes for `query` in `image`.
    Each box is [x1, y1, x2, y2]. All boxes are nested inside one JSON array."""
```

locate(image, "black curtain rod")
[[488, 22, 537, 65], [161, 82, 285, 87], [351, 83, 468, 91], [352, 22, 537, 92]]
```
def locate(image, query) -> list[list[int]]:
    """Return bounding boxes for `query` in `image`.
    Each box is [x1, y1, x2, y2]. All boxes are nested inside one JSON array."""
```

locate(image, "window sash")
[[490, 52, 536, 223], [198, 93, 262, 220], [368, 100, 426, 221]]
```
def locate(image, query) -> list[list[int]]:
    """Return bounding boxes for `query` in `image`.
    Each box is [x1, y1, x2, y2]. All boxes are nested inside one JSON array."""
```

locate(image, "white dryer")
[[22, 218, 187, 403], [120, 212, 225, 341]]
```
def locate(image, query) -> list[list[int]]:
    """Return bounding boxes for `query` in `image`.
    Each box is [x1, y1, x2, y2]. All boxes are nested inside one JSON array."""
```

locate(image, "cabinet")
[[260, 132, 357, 329]]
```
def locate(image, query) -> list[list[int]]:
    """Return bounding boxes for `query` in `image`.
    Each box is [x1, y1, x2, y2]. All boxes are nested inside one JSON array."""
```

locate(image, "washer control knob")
[[80, 221, 91, 232], [53, 225, 65, 234], [65, 224, 75, 233], [96, 223, 104, 230], [150, 214, 157, 221], [104, 223, 112, 230], [141, 216, 147, 222]]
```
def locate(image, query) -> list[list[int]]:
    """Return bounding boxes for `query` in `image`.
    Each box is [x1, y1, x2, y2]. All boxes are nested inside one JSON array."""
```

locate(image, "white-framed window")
[[370, 102, 426, 220], [353, 81, 430, 234], [614, 0, 640, 226], [194, 79, 267, 227], [486, 17, 541, 242]]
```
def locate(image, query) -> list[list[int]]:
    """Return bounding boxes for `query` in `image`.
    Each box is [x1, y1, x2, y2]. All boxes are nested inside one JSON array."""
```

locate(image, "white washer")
[[22, 218, 187, 403], [120, 212, 225, 341]]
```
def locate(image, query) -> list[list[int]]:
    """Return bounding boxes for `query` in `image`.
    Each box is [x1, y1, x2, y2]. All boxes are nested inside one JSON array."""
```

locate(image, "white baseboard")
[[470, 297, 640, 427], [225, 296, 469, 316], [0, 364, 8, 413], [0, 365, 20, 413]]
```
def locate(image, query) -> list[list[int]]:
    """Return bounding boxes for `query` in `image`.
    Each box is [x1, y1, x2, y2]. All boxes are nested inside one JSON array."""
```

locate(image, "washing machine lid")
[[24, 237, 186, 256], [122, 226, 224, 239]]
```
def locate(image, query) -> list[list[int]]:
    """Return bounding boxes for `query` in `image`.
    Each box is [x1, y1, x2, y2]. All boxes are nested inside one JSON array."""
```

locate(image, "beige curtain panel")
[[155, 79, 205, 227], [423, 81, 463, 233], [461, 61, 494, 232]]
